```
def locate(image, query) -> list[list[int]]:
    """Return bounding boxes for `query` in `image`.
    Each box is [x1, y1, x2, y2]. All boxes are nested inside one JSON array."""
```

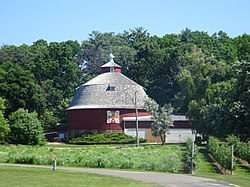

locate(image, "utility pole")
[[134, 92, 139, 147]]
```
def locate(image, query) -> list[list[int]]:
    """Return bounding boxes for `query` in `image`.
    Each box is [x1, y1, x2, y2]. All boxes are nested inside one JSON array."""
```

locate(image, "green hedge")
[[69, 132, 146, 144]]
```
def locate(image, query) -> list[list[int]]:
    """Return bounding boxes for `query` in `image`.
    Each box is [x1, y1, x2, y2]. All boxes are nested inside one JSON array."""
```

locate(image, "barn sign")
[[107, 111, 120, 124]]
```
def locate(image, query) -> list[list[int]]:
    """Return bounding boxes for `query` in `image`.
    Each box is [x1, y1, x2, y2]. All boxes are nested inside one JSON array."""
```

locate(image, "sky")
[[1, 0, 250, 46]]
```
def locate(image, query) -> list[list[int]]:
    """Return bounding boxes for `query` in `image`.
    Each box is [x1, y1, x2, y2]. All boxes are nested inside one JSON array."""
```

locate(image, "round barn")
[[67, 53, 154, 140]]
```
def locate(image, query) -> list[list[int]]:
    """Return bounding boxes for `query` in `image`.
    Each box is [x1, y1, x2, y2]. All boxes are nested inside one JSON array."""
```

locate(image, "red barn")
[[67, 54, 154, 140]]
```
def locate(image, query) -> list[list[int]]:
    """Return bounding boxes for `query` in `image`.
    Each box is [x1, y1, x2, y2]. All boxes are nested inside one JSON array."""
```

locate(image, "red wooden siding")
[[67, 109, 152, 138]]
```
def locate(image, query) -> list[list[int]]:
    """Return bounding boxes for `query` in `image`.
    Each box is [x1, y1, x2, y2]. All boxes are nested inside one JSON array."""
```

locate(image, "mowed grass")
[[0, 166, 161, 187], [195, 146, 250, 187]]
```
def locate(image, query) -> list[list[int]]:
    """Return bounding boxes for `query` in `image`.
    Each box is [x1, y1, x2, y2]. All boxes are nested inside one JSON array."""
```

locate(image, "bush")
[[69, 132, 146, 144], [207, 137, 232, 170], [226, 135, 241, 146], [226, 135, 250, 163], [8, 108, 46, 145]]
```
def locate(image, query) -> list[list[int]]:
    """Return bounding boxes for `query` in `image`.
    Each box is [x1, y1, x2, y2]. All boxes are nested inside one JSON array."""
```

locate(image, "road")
[[0, 163, 239, 187]]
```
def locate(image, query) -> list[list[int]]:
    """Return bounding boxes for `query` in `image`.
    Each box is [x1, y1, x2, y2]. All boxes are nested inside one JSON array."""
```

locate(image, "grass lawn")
[[195, 146, 250, 187], [0, 166, 161, 187]]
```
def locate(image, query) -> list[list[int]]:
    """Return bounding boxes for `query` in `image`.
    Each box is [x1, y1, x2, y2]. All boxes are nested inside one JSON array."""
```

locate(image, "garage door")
[[125, 129, 146, 139]]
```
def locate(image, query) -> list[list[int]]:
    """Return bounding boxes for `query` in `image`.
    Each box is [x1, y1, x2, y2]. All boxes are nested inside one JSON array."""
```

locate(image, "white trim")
[[123, 115, 154, 122], [170, 115, 188, 121]]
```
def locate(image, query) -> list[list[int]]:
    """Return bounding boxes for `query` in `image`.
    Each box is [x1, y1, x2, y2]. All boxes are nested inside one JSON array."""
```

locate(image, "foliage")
[[69, 132, 146, 144], [2, 144, 182, 173], [39, 109, 59, 132], [8, 108, 46, 145], [225, 61, 250, 140], [144, 98, 173, 144], [0, 40, 82, 131], [0, 97, 10, 143], [0, 29, 250, 140], [226, 135, 250, 163], [207, 137, 232, 171], [0, 61, 46, 116]]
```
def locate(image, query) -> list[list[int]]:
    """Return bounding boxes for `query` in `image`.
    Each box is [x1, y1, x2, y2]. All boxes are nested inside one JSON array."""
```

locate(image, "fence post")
[[231, 144, 234, 175], [52, 147, 56, 171], [53, 159, 56, 170], [191, 139, 194, 174]]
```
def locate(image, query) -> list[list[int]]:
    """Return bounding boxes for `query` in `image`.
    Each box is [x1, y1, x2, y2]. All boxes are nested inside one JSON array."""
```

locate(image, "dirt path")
[[0, 163, 239, 187]]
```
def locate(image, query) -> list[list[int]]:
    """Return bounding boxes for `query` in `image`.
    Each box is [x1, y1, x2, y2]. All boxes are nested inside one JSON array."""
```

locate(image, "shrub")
[[69, 132, 146, 144], [207, 137, 232, 170], [8, 108, 46, 145], [226, 135, 250, 163], [226, 135, 240, 146]]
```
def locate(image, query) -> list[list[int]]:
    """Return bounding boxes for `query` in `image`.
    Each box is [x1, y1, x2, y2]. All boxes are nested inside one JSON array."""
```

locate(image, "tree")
[[40, 109, 59, 132], [235, 34, 250, 62], [0, 61, 46, 116], [31, 40, 81, 125], [0, 97, 10, 143], [175, 48, 230, 112], [144, 98, 173, 144], [8, 108, 45, 145], [0, 44, 34, 70], [218, 61, 250, 140]]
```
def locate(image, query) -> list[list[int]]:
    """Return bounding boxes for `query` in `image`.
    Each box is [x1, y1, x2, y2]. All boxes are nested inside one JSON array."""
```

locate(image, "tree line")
[[0, 27, 249, 144]]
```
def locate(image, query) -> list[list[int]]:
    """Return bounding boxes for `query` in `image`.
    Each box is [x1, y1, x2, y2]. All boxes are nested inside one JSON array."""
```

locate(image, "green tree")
[[218, 61, 250, 140], [235, 34, 250, 62], [8, 108, 45, 145], [31, 40, 81, 125], [176, 48, 230, 112], [0, 97, 10, 143], [144, 98, 173, 144], [0, 44, 34, 70], [0, 61, 46, 116], [40, 109, 59, 132]]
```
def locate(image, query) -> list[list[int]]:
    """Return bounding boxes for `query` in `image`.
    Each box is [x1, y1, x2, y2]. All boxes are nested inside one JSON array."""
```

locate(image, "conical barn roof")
[[67, 72, 147, 110]]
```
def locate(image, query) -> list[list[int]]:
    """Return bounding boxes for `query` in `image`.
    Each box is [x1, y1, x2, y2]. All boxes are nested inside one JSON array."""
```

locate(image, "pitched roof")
[[101, 61, 121, 68], [67, 72, 148, 110], [101, 53, 121, 68]]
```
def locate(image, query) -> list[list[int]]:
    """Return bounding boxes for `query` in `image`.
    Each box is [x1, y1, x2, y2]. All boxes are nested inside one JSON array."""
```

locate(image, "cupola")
[[101, 53, 122, 73]]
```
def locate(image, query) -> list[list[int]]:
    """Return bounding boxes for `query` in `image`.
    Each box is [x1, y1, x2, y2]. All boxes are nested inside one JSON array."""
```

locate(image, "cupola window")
[[107, 84, 116, 91], [110, 66, 114, 72]]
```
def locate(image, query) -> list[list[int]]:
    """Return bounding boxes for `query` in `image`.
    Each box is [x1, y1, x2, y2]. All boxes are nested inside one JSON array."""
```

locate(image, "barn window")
[[107, 84, 116, 91]]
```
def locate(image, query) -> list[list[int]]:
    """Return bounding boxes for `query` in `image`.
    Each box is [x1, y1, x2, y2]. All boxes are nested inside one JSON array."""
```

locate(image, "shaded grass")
[[179, 144, 189, 173], [196, 145, 221, 174], [195, 146, 250, 187], [0, 166, 162, 187]]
